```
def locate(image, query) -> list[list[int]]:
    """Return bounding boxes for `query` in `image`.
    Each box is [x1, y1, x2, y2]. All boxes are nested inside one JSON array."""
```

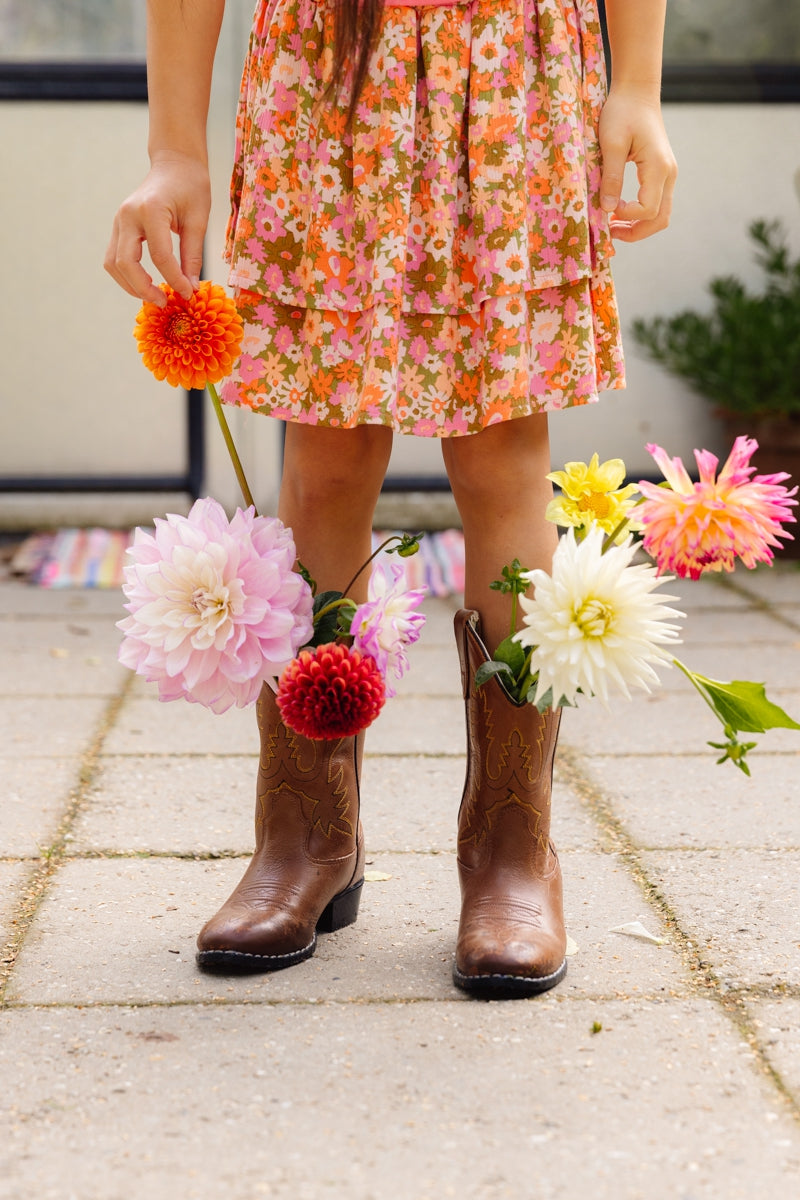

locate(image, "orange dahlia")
[[276, 643, 386, 739], [134, 281, 244, 390]]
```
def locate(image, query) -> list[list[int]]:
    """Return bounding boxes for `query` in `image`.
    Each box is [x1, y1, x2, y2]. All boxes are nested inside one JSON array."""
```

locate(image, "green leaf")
[[335, 601, 358, 638], [297, 560, 317, 595], [531, 685, 575, 712], [474, 660, 515, 689], [493, 634, 526, 676], [689, 673, 800, 735], [488, 559, 531, 596], [309, 590, 345, 647]]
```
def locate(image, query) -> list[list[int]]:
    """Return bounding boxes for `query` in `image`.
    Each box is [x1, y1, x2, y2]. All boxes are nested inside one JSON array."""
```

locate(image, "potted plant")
[[632, 219, 800, 493]]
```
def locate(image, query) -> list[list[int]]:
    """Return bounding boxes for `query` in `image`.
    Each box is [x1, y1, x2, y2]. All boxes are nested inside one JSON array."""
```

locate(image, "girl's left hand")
[[598, 86, 678, 242]]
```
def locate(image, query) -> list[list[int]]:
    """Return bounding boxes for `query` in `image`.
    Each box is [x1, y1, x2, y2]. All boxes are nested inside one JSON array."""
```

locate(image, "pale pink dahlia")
[[350, 562, 426, 697], [118, 498, 313, 713], [638, 437, 797, 579]]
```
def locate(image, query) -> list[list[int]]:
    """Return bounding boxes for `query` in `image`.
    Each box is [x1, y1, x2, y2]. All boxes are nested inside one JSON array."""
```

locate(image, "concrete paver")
[[655, 643, 800, 690], [72, 754, 259, 856], [728, 565, 800, 606], [0, 586, 125, 618], [675, 607, 798, 644], [7, 849, 686, 1006], [0, 862, 31, 947], [583, 754, 800, 849], [560, 690, 800, 756], [391, 644, 462, 696], [0, 696, 110, 758], [1, 1001, 799, 1200], [751, 998, 800, 1096], [642, 849, 800, 990], [0, 613, 128, 692], [2, 570, 800, 1197], [1, 758, 81, 857]]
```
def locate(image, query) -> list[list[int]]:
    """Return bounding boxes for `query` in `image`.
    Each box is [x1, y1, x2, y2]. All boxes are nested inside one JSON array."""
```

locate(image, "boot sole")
[[196, 878, 364, 975], [452, 957, 567, 999]]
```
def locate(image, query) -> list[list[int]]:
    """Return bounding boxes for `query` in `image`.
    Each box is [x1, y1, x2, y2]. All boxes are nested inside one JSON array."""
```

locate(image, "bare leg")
[[278, 422, 394, 604], [441, 414, 557, 652]]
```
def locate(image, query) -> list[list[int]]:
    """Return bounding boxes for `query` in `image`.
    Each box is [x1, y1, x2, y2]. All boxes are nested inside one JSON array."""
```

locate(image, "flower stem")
[[314, 597, 357, 622], [671, 655, 722, 723], [516, 647, 535, 700], [208, 381, 256, 511], [340, 535, 404, 599], [601, 516, 631, 552]]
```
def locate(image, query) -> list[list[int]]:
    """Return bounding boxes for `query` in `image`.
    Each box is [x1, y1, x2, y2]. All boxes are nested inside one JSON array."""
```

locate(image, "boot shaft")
[[454, 609, 560, 874], [255, 684, 361, 865]]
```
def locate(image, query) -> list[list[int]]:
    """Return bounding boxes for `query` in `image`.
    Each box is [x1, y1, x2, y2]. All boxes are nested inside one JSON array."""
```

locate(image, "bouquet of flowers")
[[478, 447, 799, 773], [120, 281, 799, 769], [119, 282, 425, 738]]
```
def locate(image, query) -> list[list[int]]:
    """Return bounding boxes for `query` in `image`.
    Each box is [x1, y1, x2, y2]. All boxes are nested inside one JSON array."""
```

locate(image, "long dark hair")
[[326, 0, 385, 126]]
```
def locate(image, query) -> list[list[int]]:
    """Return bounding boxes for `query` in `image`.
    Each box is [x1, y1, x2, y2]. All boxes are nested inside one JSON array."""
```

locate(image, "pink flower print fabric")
[[220, 0, 625, 436]]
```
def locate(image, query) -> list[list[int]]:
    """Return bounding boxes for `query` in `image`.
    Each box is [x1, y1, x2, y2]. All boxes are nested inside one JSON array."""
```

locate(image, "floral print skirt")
[[220, 0, 626, 436]]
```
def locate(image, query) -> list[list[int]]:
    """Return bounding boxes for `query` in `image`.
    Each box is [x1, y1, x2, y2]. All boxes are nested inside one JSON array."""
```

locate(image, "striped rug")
[[12, 527, 465, 597]]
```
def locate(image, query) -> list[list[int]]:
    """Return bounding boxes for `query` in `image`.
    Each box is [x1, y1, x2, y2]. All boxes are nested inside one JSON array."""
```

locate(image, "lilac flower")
[[118, 498, 313, 713], [350, 562, 426, 696]]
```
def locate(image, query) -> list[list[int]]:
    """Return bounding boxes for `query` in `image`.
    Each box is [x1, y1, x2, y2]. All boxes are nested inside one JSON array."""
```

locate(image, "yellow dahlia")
[[134, 281, 244, 390], [546, 453, 641, 542]]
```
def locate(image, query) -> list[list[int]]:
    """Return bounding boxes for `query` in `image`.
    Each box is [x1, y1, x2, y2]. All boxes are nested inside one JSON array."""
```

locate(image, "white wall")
[[549, 104, 800, 478], [2, 0, 799, 526]]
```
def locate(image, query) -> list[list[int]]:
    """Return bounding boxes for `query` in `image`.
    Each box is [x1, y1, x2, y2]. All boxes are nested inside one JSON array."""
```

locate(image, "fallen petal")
[[609, 921, 665, 945]]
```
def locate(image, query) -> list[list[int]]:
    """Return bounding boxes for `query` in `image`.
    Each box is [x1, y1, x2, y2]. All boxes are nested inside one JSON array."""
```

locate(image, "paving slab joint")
[[556, 741, 800, 1128], [717, 573, 800, 633], [0, 671, 136, 1007]]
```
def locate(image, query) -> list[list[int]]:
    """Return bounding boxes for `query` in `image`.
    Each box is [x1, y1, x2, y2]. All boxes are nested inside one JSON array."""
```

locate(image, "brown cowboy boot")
[[196, 683, 364, 972], [453, 608, 567, 998]]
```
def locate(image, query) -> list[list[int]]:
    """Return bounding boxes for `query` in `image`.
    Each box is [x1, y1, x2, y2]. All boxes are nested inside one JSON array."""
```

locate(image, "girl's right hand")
[[104, 155, 211, 307]]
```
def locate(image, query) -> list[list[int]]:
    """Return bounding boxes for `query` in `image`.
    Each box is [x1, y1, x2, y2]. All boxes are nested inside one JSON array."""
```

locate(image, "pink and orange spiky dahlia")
[[638, 437, 797, 579]]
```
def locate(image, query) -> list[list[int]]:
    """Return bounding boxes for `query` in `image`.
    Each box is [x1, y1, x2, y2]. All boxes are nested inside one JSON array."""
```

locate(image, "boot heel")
[[316, 878, 363, 933]]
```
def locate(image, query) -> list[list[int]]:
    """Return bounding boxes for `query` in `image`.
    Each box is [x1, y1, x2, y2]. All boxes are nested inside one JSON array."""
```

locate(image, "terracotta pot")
[[719, 413, 800, 559]]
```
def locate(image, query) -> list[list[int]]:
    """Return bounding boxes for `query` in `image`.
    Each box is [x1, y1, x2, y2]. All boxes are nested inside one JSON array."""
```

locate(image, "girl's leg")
[[197, 421, 393, 974], [279, 422, 394, 603], [440, 413, 557, 653], [442, 414, 567, 999]]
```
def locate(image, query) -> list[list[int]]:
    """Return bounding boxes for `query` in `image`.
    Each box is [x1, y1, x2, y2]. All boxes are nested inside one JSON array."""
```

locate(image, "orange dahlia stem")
[[207, 381, 256, 512]]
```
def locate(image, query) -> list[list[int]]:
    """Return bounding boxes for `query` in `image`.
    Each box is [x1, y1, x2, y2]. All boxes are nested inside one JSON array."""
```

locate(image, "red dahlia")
[[276, 643, 386, 740]]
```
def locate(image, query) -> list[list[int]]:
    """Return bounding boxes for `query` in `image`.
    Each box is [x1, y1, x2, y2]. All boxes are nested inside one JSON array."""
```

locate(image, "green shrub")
[[632, 220, 800, 418]]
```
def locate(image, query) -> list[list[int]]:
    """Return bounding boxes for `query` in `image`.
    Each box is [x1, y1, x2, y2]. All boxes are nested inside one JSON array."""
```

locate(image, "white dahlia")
[[513, 527, 684, 708]]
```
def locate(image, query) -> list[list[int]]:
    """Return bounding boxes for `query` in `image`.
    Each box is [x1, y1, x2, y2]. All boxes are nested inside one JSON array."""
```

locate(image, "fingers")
[[104, 164, 210, 304], [103, 215, 145, 300], [179, 213, 206, 292], [611, 151, 677, 242], [145, 208, 194, 300], [600, 144, 627, 217], [104, 200, 185, 306], [611, 168, 676, 242]]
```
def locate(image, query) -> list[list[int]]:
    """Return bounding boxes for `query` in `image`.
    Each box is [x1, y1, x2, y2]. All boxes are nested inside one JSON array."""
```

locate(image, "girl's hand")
[[598, 87, 678, 243], [104, 155, 211, 306]]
